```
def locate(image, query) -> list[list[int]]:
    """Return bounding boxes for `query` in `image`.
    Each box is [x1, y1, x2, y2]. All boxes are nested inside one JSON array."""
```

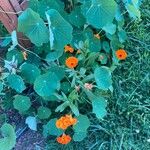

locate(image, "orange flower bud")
[[94, 34, 101, 39], [22, 51, 28, 60], [64, 45, 74, 53]]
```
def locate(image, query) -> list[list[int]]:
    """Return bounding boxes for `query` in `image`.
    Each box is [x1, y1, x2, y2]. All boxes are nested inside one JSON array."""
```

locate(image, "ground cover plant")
[[0, 0, 149, 149]]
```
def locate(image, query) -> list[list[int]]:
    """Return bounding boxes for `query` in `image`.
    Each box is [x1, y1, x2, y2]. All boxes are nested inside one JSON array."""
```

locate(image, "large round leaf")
[[85, 0, 117, 28], [13, 95, 31, 112], [18, 8, 49, 46], [68, 6, 86, 27], [48, 66, 65, 80], [38, 0, 65, 19], [45, 49, 63, 62], [73, 115, 90, 132], [34, 72, 60, 97], [20, 63, 41, 84], [94, 67, 112, 90], [73, 131, 87, 142], [37, 106, 51, 119], [0, 123, 16, 150], [7, 74, 26, 93], [46, 9, 73, 50]]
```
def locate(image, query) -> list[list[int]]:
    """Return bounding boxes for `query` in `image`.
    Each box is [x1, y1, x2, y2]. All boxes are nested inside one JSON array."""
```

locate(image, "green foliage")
[[20, 63, 41, 84], [25, 116, 37, 131], [126, 3, 141, 19], [37, 106, 51, 119], [7, 74, 26, 93], [43, 118, 63, 137], [0, 123, 16, 150], [0, 81, 3, 93], [34, 72, 60, 97], [92, 96, 107, 119], [18, 8, 49, 46], [6, 49, 23, 64], [85, 90, 107, 119], [94, 67, 112, 90], [0, 0, 143, 145], [13, 95, 31, 112], [46, 9, 73, 49], [73, 115, 90, 141], [85, 0, 117, 28], [73, 115, 90, 132]]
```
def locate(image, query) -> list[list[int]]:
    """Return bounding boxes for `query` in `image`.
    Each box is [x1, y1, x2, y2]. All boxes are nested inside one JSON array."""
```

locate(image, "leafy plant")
[[0, 0, 142, 146]]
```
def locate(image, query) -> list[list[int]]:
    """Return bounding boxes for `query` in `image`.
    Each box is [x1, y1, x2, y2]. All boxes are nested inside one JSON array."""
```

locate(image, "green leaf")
[[25, 116, 37, 131], [61, 82, 71, 94], [118, 29, 128, 43], [18, 8, 49, 46], [68, 6, 86, 27], [110, 35, 123, 51], [55, 101, 69, 113], [38, 0, 65, 19], [102, 41, 110, 53], [94, 67, 112, 90], [0, 37, 11, 47], [37, 106, 51, 119], [73, 115, 90, 132], [89, 38, 101, 52], [43, 118, 63, 137], [34, 72, 60, 97], [85, 0, 117, 28], [70, 103, 80, 116], [7, 74, 26, 93], [46, 49, 63, 62], [0, 82, 3, 93], [73, 131, 87, 142], [92, 96, 107, 119], [126, 4, 141, 19], [6, 49, 24, 64], [48, 66, 65, 80], [20, 63, 41, 84], [0, 123, 16, 150], [103, 23, 116, 35], [98, 53, 108, 65], [29, 0, 65, 20], [13, 95, 31, 112], [46, 9, 73, 50], [8, 31, 18, 51]]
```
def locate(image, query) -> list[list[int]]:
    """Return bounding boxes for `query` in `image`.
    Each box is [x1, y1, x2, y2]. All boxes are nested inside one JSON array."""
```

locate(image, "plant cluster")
[[0, 0, 142, 149]]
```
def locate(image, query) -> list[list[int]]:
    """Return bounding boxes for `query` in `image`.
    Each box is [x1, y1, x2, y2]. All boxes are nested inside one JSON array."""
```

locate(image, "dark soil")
[[0, 108, 46, 150]]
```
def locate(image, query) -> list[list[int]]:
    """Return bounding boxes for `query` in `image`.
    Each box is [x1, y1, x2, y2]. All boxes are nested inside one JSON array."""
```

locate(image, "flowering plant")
[[0, 0, 142, 148]]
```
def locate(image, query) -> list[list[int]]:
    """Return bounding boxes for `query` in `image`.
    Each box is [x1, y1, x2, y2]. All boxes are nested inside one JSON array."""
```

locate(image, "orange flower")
[[57, 134, 71, 144], [66, 57, 78, 69], [116, 49, 127, 60], [94, 33, 101, 39], [64, 45, 74, 53], [22, 51, 28, 60], [56, 115, 77, 130]]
